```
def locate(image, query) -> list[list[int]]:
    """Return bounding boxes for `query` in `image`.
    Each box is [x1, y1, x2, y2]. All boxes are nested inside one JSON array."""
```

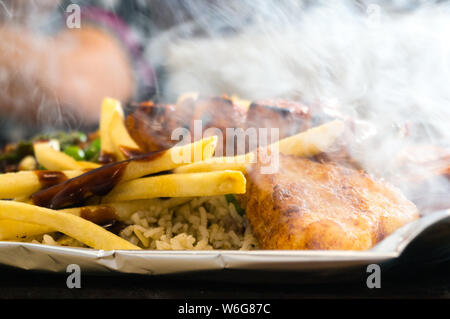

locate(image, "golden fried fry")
[[173, 121, 344, 174], [0, 198, 192, 240], [109, 110, 141, 161], [0, 201, 140, 250], [61, 198, 192, 223], [18, 156, 37, 171], [101, 97, 144, 161], [121, 135, 218, 181], [99, 97, 123, 156], [102, 170, 246, 203], [0, 170, 84, 199], [0, 220, 53, 240], [276, 120, 345, 157], [34, 142, 100, 170], [77, 161, 101, 169], [174, 153, 253, 174]]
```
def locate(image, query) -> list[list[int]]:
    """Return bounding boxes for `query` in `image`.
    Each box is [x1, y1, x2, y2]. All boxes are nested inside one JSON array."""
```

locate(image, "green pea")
[[76, 132, 87, 143], [63, 146, 85, 161], [84, 138, 101, 160]]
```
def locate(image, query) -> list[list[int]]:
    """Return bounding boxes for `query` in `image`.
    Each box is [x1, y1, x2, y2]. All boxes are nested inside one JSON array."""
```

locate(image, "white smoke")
[[148, 0, 450, 212]]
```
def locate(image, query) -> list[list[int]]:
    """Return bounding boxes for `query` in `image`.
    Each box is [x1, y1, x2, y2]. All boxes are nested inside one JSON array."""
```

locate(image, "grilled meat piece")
[[244, 154, 419, 250], [190, 96, 247, 156], [126, 100, 194, 152], [125, 96, 314, 155], [246, 99, 311, 146], [126, 97, 245, 154]]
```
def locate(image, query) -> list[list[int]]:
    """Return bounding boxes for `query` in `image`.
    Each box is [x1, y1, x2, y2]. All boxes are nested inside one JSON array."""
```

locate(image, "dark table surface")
[[0, 262, 448, 299], [0, 218, 449, 299]]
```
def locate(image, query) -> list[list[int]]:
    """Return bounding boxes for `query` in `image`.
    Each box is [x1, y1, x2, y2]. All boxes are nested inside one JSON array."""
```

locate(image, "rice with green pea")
[[28, 195, 259, 250]]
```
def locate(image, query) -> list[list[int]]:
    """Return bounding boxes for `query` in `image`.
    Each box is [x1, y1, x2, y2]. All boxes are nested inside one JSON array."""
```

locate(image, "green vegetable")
[[32, 131, 87, 150], [84, 138, 101, 161], [0, 141, 34, 172], [225, 194, 245, 215], [63, 146, 85, 161], [1, 131, 93, 172], [0, 141, 33, 162]]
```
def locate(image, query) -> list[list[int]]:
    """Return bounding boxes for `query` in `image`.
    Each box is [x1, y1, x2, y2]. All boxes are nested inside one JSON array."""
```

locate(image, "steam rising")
[[149, 0, 450, 212]]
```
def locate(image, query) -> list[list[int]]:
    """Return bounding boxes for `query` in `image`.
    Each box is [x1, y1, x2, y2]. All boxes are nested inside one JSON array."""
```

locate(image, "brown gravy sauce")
[[98, 152, 116, 164], [79, 206, 117, 225], [31, 150, 166, 209], [34, 171, 68, 189], [32, 160, 129, 209], [119, 146, 146, 159], [132, 148, 167, 162]]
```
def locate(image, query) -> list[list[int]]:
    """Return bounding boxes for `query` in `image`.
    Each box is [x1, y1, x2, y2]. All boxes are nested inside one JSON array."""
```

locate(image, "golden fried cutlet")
[[244, 154, 419, 250]]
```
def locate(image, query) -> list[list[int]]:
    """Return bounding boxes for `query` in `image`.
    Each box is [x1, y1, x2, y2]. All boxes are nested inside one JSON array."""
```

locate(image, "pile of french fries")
[[0, 97, 344, 250]]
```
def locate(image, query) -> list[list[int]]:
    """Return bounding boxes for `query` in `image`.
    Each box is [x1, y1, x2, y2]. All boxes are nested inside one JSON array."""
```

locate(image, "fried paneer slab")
[[244, 155, 419, 250]]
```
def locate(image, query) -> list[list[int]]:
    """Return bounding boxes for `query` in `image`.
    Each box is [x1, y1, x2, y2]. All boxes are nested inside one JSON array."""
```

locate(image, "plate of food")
[[0, 95, 448, 275]]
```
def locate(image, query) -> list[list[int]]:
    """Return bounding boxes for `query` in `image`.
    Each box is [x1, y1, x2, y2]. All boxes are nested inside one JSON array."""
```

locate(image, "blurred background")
[[0, 0, 450, 151]]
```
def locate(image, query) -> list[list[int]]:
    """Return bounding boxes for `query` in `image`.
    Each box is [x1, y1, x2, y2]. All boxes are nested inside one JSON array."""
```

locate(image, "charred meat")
[[126, 101, 193, 152], [246, 99, 311, 144], [125, 96, 314, 155]]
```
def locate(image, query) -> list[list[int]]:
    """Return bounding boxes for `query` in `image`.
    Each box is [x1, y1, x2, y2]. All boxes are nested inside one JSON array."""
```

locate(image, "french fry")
[[34, 142, 100, 170], [105, 99, 143, 161], [109, 111, 141, 161], [99, 97, 123, 156], [174, 153, 254, 174], [120, 135, 218, 181], [276, 120, 345, 157], [63, 197, 193, 221], [101, 170, 246, 203], [77, 161, 101, 169], [0, 170, 84, 199], [172, 121, 344, 174], [18, 155, 37, 171], [0, 198, 192, 240], [0, 220, 53, 240], [0, 201, 140, 250]]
